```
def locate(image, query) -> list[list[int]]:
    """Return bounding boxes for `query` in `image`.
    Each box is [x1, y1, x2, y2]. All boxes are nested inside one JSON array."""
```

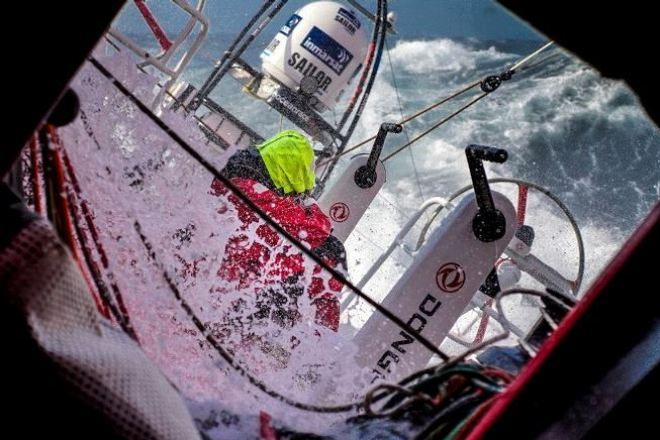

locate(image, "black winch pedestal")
[[466, 144, 509, 242]]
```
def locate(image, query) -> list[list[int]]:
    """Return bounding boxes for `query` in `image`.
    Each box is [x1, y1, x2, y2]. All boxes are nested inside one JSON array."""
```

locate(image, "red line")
[[473, 256, 506, 345], [464, 202, 660, 439], [29, 134, 46, 214], [60, 150, 110, 268], [134, 0, 173, 51], [516, 184, 528, 227], [346, 42, 376, 109], [47, 126, 110, 318], [473, 300, 492, 345], [56, 131, 139, 338], [472, 185, 526, 345]]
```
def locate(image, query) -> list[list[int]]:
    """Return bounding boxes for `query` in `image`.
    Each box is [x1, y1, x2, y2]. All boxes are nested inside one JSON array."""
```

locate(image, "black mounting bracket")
[[354, 122, 402, 188], [466, 144, 509, 242]]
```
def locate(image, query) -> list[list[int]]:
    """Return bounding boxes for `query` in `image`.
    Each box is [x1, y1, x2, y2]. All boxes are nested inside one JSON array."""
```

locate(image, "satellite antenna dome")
[[261, 1, 369, 111]]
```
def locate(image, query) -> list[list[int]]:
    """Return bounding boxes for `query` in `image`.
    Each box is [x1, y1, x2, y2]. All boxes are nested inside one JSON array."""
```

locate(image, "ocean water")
[[114, 0, 660, 292], [178, 33, 660, 298], [62, 4, 660, 437], [120, 2, 660, 252]]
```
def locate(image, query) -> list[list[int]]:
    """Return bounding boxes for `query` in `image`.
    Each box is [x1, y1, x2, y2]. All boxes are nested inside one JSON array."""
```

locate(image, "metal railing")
[[107, 0, 209, 109]]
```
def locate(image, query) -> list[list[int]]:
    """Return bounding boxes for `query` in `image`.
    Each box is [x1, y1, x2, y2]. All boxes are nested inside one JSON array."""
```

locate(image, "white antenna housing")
[[261, 1, 368, 111]]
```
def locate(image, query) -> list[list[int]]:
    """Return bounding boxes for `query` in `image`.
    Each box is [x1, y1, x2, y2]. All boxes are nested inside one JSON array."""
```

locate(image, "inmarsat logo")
[[329, 202, 350, 222], [436, 262, 466, 293], [301, 26, 354, 75], [336, 49, 351, 64]]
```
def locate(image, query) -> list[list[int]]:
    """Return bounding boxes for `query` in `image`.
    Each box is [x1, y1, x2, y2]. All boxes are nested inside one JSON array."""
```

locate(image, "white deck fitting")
[[351, 191, 516, 384], [317, 154, 386, 242]]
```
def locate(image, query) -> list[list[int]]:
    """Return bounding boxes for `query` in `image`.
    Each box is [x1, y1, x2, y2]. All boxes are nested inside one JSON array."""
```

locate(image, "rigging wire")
[[317, 41, 555, 167], [316, 80, 480, 167], [88, 55, 452, 360], [516, 51, 562, 75], [385, 37, 424, 199], [381, 92, 489, 162], [84, 34, 561, 416], [87, 56, 460, 412], [317, 0, 389, 193], [509, 41, 554, 72]]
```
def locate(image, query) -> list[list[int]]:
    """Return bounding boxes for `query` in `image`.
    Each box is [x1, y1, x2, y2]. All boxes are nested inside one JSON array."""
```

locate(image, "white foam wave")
[[71, 35, 658, 437], [388, 38, 515, 74]]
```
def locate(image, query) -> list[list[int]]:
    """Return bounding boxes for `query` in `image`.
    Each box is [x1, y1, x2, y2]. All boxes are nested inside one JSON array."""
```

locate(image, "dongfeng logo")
[[436, 262, 466, 293], [329, 202, 350, 222], [301, 26, 354, 75]]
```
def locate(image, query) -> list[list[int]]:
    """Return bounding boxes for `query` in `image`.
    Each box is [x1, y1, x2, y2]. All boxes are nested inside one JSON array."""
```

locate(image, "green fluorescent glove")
[[257, 130, 316, 194]]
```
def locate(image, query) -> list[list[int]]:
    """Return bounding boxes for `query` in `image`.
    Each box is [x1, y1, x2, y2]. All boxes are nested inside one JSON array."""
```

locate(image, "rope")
[[493, 287, 575, 356], [363, 361, 511, 419], [473, 299, 492, 345]]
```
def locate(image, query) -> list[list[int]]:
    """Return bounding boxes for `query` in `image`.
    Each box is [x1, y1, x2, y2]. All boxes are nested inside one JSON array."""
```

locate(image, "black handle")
[[379, 122, 404, 133], [355, 122, 403, 188], [466, 144, 509, 242]]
